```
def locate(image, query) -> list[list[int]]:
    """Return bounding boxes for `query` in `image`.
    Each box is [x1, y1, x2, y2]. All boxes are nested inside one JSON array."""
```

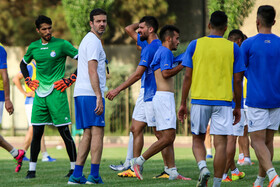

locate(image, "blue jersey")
[[151, 46, 173, 72], [139, 39, 161, 101], [137, 34, 148, 88], [182, 35, 245, 106], [241, 33, 280, 108], [0, 45, 7, 101]]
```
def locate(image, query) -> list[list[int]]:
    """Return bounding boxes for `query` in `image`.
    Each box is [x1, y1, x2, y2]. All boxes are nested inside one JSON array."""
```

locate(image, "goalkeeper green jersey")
[[23, 37, 78, 97]]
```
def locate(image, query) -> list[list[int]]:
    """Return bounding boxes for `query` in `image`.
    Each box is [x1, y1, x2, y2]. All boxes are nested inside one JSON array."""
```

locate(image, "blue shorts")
[[74, 96, 105, 129]]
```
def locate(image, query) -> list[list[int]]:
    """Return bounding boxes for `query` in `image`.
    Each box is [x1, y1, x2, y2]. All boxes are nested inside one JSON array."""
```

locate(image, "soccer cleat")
[[42, 156, 56, 162], [232, 171, 245, 181], [268, 175, 280, 187], [170, 174, 191, 181], [117, 168, 136, 177], [25, 170, 36, 179], [196, 167, 210, 187], [237, 158, 244, 165], [206, 154, 213, 159], [86, 175, 104, 184], [15, 149, 25, 172], [23, 156, 30, 161], [222, 176, 232, 182], [65, 169, 74, 177], [153, 171, 169, 179], [109, 161, 130, 171], [252, 183, 262, 187], [67, 175, 87, 184], [133, 163, 143, 180]]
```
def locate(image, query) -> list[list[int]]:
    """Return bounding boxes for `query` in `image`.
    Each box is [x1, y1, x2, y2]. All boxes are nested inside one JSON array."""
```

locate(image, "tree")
[[208, 0, 255, 37], [62, 0, 114, 45], [62, 0, 176, 45], [0, 0, 71, 46]]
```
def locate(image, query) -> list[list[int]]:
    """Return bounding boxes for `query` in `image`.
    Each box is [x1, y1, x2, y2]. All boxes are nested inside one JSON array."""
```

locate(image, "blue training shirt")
[[151, 46, 173, 72], [0, 46, 7, 101], [139, 39, 162, 102], [137, 34, 148, 88], [182, 35, 246, 106], [241, 33, 280, 108]]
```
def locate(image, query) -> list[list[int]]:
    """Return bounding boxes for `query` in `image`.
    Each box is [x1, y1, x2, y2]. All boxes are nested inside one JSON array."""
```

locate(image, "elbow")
[[162, 72, 170, 79]]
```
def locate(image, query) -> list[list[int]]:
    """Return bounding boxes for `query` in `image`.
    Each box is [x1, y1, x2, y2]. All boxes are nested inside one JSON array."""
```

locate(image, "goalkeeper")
[[20, 15, 77, 179]]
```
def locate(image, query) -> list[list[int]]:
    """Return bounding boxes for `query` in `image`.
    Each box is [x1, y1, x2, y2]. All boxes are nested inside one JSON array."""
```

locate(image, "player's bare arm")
[[89, 59, 103, 115], [178, 67, 192, 123], [125, 23, 139, 42], [106, 65, 146, 100], [0, 68, 13, 115], [232, 71, 243, 125]]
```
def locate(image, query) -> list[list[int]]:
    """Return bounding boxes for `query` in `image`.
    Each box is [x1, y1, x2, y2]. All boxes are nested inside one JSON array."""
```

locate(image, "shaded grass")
[[0, 147, 280, 186]]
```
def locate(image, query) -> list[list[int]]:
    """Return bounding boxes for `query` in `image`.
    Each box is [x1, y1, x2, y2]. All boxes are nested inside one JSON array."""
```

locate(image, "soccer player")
[[20, 15, 77, 179], [222, 29, 246, 182], [13, 62, 56, 162], [241, 5, 280, 187], [109, 23, 148, 174], [132, 25, 190, 181], [178, 11, 245, 187], [106, 16, 162, 178], [67, 8, 107, 184], [0, 42, 25, 172]]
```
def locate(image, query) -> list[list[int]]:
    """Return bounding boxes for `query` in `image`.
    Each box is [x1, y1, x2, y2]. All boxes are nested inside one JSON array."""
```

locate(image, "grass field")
[[1, 146, 280, 186]]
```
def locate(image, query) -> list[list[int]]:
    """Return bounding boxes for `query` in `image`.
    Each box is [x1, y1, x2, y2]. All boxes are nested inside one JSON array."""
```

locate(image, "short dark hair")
[[90, 8, 107, 22], [139, 16, 159, 33], [228, 29, 244, 42], [210, 11, 227, 30], [159, 25, 180, 42], [35, 15, 52, 29], [257, 5, 275, 27]]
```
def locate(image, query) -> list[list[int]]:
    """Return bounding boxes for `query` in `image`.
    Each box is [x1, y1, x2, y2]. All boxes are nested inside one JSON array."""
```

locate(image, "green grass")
[[0, 147, 280, 186]]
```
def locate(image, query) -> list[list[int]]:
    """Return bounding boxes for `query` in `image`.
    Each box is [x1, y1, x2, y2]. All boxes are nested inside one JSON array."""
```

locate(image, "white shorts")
[[247, 107, 280, 132], [25, 104, 33, 126], [132, 88, 156, 127], [153, 91, 176, 131], [191, 104, 233, 135], [0, 102, 4, 122], [243, 99, 248, 126], [232, 109, 245, 136]]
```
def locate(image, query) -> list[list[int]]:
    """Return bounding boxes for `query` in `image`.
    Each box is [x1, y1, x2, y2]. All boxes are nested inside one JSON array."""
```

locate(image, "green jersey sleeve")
[[23, 44, 34, 64], [63, 40, 78, 59]]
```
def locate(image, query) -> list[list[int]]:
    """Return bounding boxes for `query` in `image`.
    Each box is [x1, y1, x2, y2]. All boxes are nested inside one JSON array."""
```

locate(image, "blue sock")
[[73, 165, 84, 178], [90, 164, 100, 178]]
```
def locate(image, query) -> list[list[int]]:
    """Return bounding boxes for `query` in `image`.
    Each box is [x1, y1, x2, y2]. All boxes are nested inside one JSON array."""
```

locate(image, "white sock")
[[10, 148, 18, 158], [231, 168, 240, 175], [123, 160, 130, 168], [135, 156, 145, 166], [70, 162, 75, 170], [125, 132, 134, 161], [238, 153, 244, 160], [213, 177, 222, 187], [267, 168, 278, 181], [254, 175, 265, 186], [206, 148, 212, 155], [222, 173, 227, 180], [244, 157, 251, 162], [164, 166, 169, 174], [198, 160, 207, 171], [169, 167, 179, 176], [42, 152, 49, 159], [29, 162, 37, 171]]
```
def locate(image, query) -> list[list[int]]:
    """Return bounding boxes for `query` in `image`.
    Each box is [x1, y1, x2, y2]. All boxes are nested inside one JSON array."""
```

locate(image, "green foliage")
[[104, 63, 134, 135], [0, 0, 70, 46], [208, 0, 255, 37], [109, 0, 176, 43], [62, 0, 114, 45]]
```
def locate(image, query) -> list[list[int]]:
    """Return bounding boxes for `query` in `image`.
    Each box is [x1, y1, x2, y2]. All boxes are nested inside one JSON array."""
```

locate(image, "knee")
[[154, 130, 161, 140], [130, 125, 142, 136]]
